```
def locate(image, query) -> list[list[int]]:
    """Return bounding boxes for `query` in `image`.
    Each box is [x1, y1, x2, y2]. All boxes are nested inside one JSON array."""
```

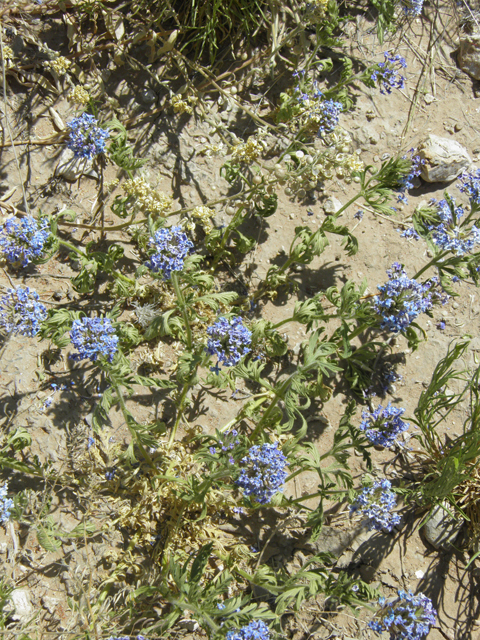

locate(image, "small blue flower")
[[354, 210, 364, 220], [428, 197, 480, 256], [70, 317, 118, 362], [317, 99, 342, 136], [371, 52, 407, 95], [402, 0, 424, 16], [458, 168, 480, 204], [66, 113, 110, 160], [217, 603, 226, 610], [437, 320, 446, 330], [206, 316, 252, 367], [226, 620, 271, 640], [146, 226, 194, 280], [373, 263, 449, 333], [0, 216, 50, 267], [351, 479, 401, 532], [105, 468, 116, 481], [359, 403, 409, 448], [87, 436, 95, 449], [0, 286, 47, 337], [369, 590, 436, 639], [0, 482, 14, 525], [236, 442, 288, 505]]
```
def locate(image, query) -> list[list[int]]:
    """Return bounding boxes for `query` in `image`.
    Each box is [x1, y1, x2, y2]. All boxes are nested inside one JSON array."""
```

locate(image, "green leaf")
[[189, 542, 214, 583], [36, 525, 61, 552]]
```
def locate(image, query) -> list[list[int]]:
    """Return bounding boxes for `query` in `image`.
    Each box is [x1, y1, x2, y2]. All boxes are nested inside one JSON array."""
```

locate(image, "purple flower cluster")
[[371, 52, 407, 95], [236, 442, 288, 504], [402, 0, 424, 16], [0, 482, 13, 525], [359, 403, 409, 448], [351, 479, 401, 532], [428, 197, 480, 256], [369, 590, 436, 640], [0, 286, 47, 337], [146, 226, 194, 280], [70, 317, 118, 362], [206, 316, 252, 367], [66, 113, 110, 160], [458, 169, 480, 204], [226, 620, 271, 640], [317, 99, 343, 136], [373, 263, 449, 333], [209, 429, 240, 456], [0, 216, 50, 267], [396, 150, 424, 204]]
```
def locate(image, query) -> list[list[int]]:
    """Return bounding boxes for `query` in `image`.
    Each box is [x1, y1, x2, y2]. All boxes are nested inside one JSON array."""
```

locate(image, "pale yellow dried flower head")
[[69, 85, 91, 106], [230, 135, 265, 163], [171, 94, 198, 115], [123, 176, 172, 216], [46, 56, 71, 76], [191, 205, 214, 233]]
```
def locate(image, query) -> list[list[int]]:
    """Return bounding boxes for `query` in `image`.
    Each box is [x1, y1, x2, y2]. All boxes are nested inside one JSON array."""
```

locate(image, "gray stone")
[[418, 135, 472, 182], [7, 589, 34, 623], [55, 148, 98, 182], [323, 196, 343, 216], [422, 502, 464, 550], [297, 526, 356, 558], [140, 88, 157, 104], [458, 35, 480, 81]]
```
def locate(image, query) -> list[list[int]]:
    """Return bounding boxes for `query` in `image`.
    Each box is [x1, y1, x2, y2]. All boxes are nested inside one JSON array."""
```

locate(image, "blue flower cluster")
[[428, 197, 480, 256], [236, 442, 288, 504], [402, 0, 424, 16], [397, 150, 424, 204], [369, 590, 436, 640], [226, 620, 271, 640], [458, 169, 480, 204], [66, 113, 110, 160], [206, 316, 252, 367], [359, 403, 409, 448], [0, 482, 13, 525], [351, 479, 401, 532], [371, 52, 407, 95], [0, 216, 50, 267], [209, 429, 240, 456], [294, 81, 341, 136], [108, 636, 147, 640], [70, 317, 118, 362], [373, 263, 448, 333], [0, 286, 47, 337], [317, 99, 343, 136], [146, 226, 194, 280]]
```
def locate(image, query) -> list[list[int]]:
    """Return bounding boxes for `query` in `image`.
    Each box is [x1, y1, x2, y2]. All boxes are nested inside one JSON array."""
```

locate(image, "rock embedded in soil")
[[418, 134, 472, 182], [323, 196, 343, 215], [6, 589, 34, 623], [55, 148, 98, 182], [457, 35, 480, 80], [422, 503, 464, 550]]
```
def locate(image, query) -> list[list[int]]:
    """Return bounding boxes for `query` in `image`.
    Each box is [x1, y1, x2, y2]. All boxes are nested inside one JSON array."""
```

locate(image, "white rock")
[[418, 135, 472, 182], [422, 502, 464, 550], [42, 595, 59, 615], [8, 589, 34, 623], [323, 196, 343, 215], [458, 35, 480, 81], [415, 569, 425, 579], [55, 148, 98, 182]]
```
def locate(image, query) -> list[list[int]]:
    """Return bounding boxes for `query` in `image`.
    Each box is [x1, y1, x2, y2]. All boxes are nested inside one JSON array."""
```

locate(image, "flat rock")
[[418, 135, 471, 182], [422, 503, 464, 550], [55, 148, 98, 182], [296, 525, 356, 558], [323, 196, 343, 215], [7, 589, 34, 623], [458, 35, 480, 81]]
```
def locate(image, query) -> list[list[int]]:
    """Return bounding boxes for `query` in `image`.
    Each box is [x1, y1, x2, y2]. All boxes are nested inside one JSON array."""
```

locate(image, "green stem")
[[413, 250, 448, 280], [57, 238, 135, 287], [331, 191, 364, 220], [209, 203, 246, 272], [171, 272, 192, 350], [168, 383, 190, 448], [115, 384, 155, 469]]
